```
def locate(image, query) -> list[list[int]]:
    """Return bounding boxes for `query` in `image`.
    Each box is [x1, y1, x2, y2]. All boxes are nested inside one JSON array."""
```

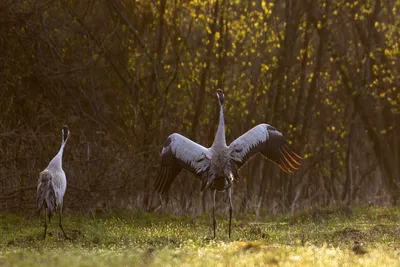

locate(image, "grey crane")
[[37, 125, 70, 240], [154, 89, 302, 238]]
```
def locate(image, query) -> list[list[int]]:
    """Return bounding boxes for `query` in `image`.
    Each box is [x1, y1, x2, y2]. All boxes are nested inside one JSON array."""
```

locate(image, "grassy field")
[[1, 206, 400, 266]]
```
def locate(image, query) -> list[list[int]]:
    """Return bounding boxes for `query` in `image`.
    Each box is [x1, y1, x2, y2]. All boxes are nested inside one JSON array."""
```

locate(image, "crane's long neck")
[[211, 103, 226, 148], [48, 140, 66, 169]]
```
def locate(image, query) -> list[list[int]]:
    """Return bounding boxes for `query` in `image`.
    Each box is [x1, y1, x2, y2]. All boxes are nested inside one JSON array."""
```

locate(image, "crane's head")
[[216, 88, 224, 106], [62, 125, 70, 143]]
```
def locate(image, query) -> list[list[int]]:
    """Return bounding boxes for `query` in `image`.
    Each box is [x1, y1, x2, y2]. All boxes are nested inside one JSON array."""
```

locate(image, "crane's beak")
[[216, 89, 224, 105], [62, 125, 70, 143]]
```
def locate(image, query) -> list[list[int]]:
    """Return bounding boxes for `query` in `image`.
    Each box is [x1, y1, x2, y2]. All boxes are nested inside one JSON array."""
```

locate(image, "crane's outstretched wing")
[[154, 133, 211, 194], [229, 124, 302, 172]]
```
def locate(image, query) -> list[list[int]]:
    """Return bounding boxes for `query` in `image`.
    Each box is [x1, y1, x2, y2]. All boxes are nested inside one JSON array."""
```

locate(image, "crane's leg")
[[212, 189, 217, 239], [43, 207, 47, 240], [228, 187, 233, 238], [58, 204, 70, 240]]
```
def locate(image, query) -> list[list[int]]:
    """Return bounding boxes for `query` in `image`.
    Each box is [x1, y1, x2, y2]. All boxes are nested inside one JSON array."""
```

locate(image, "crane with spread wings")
[[154, 89, 302, 238]]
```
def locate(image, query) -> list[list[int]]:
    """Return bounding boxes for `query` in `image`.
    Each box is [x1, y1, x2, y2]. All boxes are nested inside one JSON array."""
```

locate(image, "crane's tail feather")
[[37, 171, 56, 221]]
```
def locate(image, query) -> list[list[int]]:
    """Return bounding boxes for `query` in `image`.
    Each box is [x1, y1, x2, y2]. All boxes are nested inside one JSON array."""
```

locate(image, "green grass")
[[1, 206, 400, 266]]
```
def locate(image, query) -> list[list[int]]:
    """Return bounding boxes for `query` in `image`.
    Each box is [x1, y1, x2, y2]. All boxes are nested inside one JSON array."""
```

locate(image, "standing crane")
[[154, 89, 302, 238], [37, 125, 70, 240]]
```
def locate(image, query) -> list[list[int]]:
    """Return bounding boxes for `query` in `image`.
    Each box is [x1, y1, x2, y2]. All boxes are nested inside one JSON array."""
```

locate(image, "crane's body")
[[37, 125, 70, 240], [208, 147, 233, 191], [155, 89, 302, 238]]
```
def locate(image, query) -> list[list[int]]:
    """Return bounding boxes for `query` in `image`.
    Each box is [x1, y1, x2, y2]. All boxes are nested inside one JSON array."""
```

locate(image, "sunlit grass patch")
[[1, 206, 400, 266]]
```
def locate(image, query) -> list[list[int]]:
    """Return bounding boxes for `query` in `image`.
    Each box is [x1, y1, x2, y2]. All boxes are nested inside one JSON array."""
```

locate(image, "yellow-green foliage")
[[1, 207, 400, 266]]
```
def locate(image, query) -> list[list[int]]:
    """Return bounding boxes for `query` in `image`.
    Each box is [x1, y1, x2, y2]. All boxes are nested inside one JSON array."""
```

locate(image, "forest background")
[[0, 0, 399, 216]]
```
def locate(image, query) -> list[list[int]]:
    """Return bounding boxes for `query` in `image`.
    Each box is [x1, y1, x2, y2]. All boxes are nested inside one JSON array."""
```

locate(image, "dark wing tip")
[[153, 167, 165, 193], [283, 143, 303, 161], [154, 165, 173, 194], [266, 125, 302, 173], [278, 144, 302, 173], [154, 153, 183, 195], [154, 139, 176, 194]]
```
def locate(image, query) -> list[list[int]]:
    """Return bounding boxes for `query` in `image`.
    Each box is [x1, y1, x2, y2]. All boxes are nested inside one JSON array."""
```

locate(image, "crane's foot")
[[59, 225, 71, 240], [42, 224, 47, 240], [229, 208, 232, 239]]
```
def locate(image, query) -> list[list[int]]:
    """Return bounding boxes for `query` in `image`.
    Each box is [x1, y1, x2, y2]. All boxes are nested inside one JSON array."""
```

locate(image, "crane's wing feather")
[[229, 124, 302, 172], [154, 133, 210, 194], [37, 170, 56, 219]]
